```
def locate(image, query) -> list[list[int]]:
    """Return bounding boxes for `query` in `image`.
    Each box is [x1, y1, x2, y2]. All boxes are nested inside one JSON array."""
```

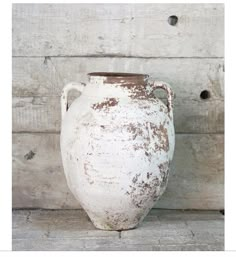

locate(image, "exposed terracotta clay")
[[60, 72, 175, 231], [92, 97, 119, 111]]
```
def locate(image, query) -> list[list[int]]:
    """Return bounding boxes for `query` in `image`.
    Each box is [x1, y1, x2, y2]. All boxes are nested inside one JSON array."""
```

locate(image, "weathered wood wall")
[[12, 4, 224, 209]]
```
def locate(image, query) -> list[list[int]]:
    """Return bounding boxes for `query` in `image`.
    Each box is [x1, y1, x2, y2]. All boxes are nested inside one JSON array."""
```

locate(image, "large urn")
[[60, 72, 175, 230]]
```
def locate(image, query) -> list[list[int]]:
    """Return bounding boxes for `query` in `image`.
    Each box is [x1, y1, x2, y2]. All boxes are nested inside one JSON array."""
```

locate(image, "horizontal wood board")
[[12, 4, 224, 57], [12, 96, 224, 134], [13, 57, 224, 98], [12, 209, 224, 250], [12, 133, 224, 210], [12, 57, 224, 133]]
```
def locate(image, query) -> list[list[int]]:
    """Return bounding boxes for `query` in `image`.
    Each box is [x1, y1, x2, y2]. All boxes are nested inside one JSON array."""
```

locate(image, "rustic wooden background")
[[12, 4, 224, 210]]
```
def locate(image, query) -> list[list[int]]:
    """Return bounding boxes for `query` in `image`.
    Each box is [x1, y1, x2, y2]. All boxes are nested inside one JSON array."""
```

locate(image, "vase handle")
[[61, 82, 86, 120], [149, 81, 174, 118]]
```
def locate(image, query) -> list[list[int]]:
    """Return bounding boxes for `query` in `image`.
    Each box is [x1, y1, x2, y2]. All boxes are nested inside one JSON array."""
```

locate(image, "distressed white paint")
[[12, 95, 224, 133], [12, 133, 224, 210], [60, 73, 175, 230]]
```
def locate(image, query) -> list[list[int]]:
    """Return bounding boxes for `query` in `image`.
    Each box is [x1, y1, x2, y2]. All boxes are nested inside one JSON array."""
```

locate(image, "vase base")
[[91, 220, 140, 231]]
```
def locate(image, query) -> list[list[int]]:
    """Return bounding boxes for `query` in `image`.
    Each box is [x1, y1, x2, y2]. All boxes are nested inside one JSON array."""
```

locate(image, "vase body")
[[60, 72, 175, 230]]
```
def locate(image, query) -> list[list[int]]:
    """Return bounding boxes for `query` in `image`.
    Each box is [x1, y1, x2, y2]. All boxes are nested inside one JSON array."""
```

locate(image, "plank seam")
[[12, 131, 225, 135], [12, 208, 224, 212], [12, 56, 224, 59]]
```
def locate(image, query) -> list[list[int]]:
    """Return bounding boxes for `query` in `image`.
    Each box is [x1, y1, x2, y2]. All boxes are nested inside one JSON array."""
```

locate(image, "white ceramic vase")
[[60, 72, 175, 230]]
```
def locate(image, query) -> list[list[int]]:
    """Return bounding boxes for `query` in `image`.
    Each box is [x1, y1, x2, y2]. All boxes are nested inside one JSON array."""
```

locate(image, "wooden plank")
[[12, 210, 119, 239], [12, 57, 224, 98], [12, 96, 224, 133], [122, 210, 224, 250], [12, 209, 224, 251], [12, 238, 223, 251], [12, 57, 224, 133], [12, 133, 224, 210], [12, 4, 224, 57]]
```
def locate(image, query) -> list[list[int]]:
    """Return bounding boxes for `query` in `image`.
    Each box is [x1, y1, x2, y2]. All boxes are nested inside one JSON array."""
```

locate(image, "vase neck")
[[87, 73, 150, 100]]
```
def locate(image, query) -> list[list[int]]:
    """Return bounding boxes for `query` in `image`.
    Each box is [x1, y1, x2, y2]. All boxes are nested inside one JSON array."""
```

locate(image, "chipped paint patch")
[[92, 98, 119, 111], [126, 172, 161, 209]]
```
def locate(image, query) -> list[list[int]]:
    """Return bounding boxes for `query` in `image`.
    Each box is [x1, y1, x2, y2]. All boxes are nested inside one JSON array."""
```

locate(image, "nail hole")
[[43, 56, 50, 65], [168, 15, 178, 26], [24, 150, 35, 160], [200, 90, 211, 100]]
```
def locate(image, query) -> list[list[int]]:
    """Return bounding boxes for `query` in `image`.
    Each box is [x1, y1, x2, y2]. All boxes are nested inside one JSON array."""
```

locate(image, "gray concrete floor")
[[12, 209, 224, 251]]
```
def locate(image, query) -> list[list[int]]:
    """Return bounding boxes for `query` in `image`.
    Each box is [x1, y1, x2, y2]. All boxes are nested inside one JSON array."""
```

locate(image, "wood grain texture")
[[12, 4, 224, 211], [12, 209, 224, 251], [12, 96, 224, 134], [12, 57, 224, 133], [12, 57, 224, 98], [12, 4, 224, 57], [12, 133, 224, 210]]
